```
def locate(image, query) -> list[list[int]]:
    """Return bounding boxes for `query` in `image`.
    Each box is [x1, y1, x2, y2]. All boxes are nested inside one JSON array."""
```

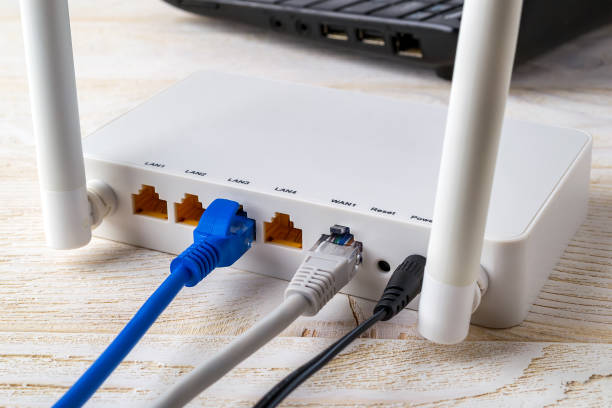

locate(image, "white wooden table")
[[1, 1, 611, 406]]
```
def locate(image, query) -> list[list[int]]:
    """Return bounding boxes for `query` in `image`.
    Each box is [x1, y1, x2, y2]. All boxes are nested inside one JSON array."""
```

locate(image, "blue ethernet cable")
[[53, 199, 255, 408]]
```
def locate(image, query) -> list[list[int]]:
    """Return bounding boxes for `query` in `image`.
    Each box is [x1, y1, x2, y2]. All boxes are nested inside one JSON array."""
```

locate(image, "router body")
[[84, 71, 590, 328]]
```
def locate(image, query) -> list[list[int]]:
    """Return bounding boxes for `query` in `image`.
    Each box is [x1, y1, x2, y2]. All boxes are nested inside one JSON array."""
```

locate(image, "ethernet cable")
[[53, 199, 255, 408], [254, 255, 426, 408], [153, 225, 363, 408]]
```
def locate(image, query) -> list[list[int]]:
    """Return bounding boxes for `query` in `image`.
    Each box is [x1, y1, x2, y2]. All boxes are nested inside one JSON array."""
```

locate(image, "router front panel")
[[84, 71, 591, 328]]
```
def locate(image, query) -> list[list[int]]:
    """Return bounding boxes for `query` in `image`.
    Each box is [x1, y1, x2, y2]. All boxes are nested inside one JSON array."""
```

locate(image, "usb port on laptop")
[[357, 29, 385, 46], [321, 24, 349, 41]]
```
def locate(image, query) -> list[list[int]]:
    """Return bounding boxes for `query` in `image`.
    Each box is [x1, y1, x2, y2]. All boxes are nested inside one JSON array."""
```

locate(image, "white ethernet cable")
[[153, 225, 362, 408]]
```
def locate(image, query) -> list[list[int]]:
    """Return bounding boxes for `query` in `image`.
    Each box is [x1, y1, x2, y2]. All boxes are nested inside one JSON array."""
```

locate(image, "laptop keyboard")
[[248, 0, 463, 25]]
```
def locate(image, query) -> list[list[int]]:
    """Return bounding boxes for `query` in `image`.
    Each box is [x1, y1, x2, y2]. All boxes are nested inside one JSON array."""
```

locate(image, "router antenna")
[[418, 0, 523, 344], [20, 0, 93, 249]]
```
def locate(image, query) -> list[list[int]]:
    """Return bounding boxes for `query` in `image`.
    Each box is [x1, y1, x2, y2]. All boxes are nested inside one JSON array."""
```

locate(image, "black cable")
[[254, 310, 385, 408], [253, 255, 426, 408]]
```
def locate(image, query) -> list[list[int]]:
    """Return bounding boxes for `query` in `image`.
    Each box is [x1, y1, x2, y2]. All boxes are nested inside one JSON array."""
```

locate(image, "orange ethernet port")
[[131, 185, 168, 220], [174, 194, 205, 226], [264, 213, 302, 248]]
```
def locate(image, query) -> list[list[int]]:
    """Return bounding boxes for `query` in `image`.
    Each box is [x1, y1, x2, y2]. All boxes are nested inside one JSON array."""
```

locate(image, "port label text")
[[370, 207, 396, 215], [144, 161, 165, 168], [275, 187, 297, 195], [410, 215, 432, 223], [228, 178, 250, 185], [331, 198, 357, 207], [185, 169, 207, 177]]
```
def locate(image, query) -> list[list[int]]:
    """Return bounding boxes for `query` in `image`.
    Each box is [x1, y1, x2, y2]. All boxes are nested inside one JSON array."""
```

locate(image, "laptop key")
[[372, 1, 428, 18], [342, 0, 398, 15], [444, 10, 462, 19], [405, 11, 433, 20], [279, 0, 323, 7], [311, 0, 363, 11], [426, 3, 454, 13], [426, 8, 461, 27]]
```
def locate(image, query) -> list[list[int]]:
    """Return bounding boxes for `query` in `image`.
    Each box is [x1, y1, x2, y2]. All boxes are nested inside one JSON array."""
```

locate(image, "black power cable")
[[253, 255, 426, 408]]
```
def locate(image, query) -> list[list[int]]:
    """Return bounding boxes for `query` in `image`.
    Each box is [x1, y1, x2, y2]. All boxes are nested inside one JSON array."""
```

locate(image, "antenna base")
[[40, 180, 116, 249], [88, 180, 117, 229], [41, 187, 91, 249], [417, 267, 488, 344]]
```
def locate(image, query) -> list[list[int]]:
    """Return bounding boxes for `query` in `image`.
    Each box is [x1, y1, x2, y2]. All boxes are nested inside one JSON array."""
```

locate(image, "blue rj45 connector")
[[54, 199, 255, 408], [172, 199, 255, 287]]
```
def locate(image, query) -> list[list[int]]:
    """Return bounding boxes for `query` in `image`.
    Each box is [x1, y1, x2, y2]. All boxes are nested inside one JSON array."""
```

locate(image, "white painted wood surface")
[[1, 0, 610, 406]]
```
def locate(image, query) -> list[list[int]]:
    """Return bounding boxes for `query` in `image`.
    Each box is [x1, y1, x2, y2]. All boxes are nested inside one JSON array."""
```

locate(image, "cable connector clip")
[[171, 199, 255, 287], [285, 225, 362, 316]]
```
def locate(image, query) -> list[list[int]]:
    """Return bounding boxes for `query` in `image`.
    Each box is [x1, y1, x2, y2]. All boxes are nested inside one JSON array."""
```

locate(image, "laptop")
[[164, 0, 612, 78]]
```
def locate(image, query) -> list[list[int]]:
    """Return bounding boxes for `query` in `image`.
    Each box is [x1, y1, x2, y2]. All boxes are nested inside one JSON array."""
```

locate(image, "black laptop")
[[163, 0, 612, 78]]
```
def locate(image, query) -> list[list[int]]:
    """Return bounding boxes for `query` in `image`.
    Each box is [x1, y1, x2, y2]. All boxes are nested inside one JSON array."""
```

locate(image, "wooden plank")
[[0, 333, 610, 407]]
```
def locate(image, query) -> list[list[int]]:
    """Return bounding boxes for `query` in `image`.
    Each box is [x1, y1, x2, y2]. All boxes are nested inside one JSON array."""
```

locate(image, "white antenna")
[[20, 0, 115, 249], [418, 0, 523, 344]]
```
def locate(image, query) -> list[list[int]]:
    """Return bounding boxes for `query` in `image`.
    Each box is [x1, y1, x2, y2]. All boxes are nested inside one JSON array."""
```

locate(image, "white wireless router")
[[20, 0, 589, 344]]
